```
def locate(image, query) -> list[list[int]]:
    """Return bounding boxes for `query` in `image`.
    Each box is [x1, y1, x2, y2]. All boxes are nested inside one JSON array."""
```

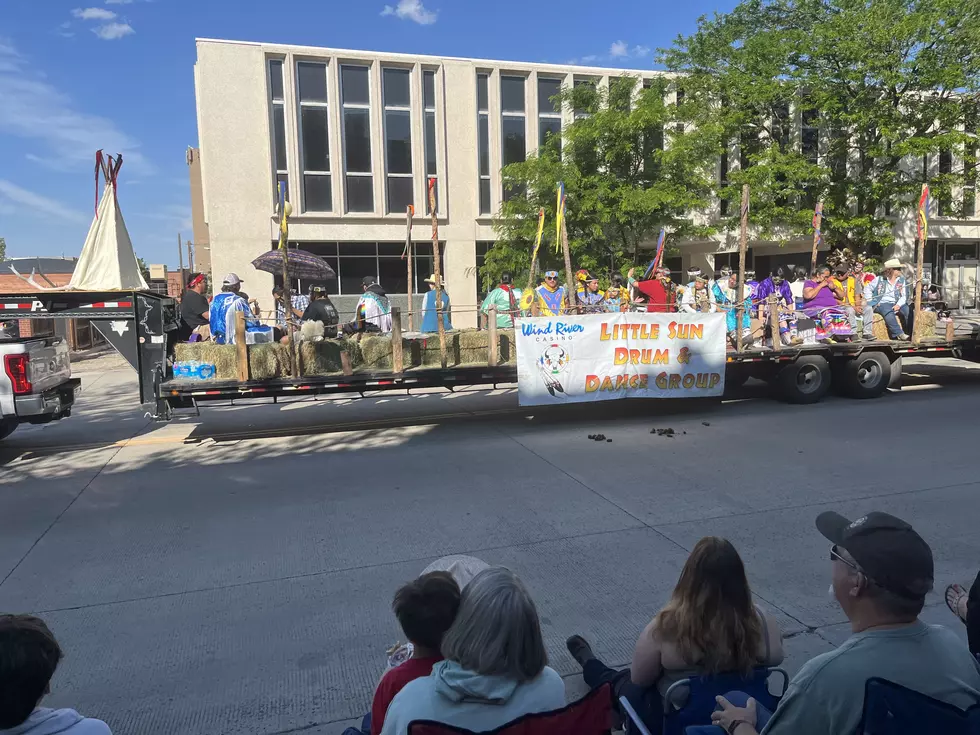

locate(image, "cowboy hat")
[[423, 274, 445, 286], [882, 258, 904, 270]]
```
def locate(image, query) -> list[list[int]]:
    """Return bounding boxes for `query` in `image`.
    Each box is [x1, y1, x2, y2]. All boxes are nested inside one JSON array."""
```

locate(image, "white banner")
[[515, 312, 727, 406]]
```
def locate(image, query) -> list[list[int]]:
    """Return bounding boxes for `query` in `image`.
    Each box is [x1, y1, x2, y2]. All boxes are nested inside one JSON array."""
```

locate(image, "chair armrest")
[[619, 695, 655, 735]]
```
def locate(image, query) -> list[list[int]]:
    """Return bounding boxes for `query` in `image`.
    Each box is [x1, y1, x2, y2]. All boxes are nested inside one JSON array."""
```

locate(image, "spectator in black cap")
[[697, 510, 980, 735]]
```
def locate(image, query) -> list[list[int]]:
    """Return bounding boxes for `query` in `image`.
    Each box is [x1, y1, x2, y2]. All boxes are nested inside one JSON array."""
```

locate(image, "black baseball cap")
[[816, 511, 934, 600], [362, 276, 377, 287]]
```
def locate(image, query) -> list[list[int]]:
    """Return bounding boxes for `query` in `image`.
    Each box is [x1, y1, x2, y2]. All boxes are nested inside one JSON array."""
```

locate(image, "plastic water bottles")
[[173, 360, 216, 380]]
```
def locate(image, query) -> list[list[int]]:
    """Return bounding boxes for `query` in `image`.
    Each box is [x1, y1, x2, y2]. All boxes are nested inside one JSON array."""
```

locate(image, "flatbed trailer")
[[2, 290, 978, 417]]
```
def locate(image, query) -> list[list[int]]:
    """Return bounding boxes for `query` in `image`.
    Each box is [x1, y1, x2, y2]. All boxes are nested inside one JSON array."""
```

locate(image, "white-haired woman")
[[379, 567, 565, 734]]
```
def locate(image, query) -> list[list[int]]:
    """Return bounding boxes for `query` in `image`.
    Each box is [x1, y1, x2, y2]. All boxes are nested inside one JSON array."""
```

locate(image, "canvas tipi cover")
[[68, 151, 148, 291]]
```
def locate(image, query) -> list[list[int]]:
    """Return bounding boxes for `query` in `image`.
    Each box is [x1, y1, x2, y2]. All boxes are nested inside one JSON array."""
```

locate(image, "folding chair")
[[860, 677, 980, 734], [620, 667, 788, 735], [408, 682, 613, 735]]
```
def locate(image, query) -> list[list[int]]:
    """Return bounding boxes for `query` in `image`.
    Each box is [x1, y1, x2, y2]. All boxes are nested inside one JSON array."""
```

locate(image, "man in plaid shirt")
[[273, 285, 310, 342]]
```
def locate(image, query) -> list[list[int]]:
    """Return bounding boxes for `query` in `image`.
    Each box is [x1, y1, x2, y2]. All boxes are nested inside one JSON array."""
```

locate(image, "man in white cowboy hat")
[[420, 274, 452, 334], [862, 258, 910, 340]]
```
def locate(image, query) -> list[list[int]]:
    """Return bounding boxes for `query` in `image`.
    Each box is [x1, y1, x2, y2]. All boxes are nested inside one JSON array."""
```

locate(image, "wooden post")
[[340, 350, 353, 376], [234, 310, 249, 382], [736, 184, 750, 353], [946, 319, 955, 342], [488, 306, 498, 366], [177, 233, 186, 292], [391, 307, 404, 373], [912, 238, 925, 346], [560, 218, 576, 314], [428, 178, 447, 368], [405, 205, 415, 332], [810, 201, 823, 276], [767, 294, 781, 352]]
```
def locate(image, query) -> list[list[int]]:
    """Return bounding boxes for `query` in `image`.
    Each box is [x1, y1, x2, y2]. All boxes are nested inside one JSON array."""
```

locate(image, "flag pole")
[[913, 184, 929, 345], [810, 201, 823, 276], [428, 178, 447, 368], [736, 184, 750, 354], [405, 205, 415, 332]]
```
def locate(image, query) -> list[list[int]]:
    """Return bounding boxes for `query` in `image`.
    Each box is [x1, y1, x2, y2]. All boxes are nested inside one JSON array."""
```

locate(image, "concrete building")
[[194, 38, 980, 322]]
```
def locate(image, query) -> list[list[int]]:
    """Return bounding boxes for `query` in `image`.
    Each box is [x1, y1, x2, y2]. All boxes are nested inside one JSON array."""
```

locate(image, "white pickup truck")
[[0, 335, 80, 441]]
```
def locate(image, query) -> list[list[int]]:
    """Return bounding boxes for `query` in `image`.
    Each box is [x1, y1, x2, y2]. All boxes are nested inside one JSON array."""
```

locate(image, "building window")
[[296, 61, 331, 212], [294, 242, 443, 296], [382, 67, 413, 215], [422, 70, 438, 213], [573, 79, 596, 120], [537, 77, 562, 158], [501, 75, 526, 202], [476, 241, 494, 303], [477, 73, 491, 215], [268, 59, 289, 205], [938, 149, 952, 217], [341, 65, 374, 213], [642, 80, 664, 181]]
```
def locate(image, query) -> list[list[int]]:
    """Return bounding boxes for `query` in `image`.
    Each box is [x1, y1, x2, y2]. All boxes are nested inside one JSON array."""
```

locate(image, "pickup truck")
[[0, 336, 80, 441]]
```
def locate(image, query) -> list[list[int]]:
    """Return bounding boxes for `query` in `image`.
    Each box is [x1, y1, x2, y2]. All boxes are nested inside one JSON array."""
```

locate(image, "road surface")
[[1, 353, 977, 734]]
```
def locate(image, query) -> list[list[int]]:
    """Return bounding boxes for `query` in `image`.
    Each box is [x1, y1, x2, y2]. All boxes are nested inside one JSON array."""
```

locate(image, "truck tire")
[[842, 351, 891, 399], [776, 355, 831, 404], [888, 356, 903, 390], [0, 420, 16, 442]]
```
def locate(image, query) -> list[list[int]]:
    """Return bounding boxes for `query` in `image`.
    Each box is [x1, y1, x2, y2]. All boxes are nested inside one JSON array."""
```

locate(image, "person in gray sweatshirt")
[[380, 567, 566, 735], [0, 615, 111, 735]]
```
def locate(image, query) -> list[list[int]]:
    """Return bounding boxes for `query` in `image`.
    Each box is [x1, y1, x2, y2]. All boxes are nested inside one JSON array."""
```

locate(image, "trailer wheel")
[[842, 351, 891, 399], [776, 355, 831, 404], [888, 356, 903, 390], [0, 419, 16, 442]]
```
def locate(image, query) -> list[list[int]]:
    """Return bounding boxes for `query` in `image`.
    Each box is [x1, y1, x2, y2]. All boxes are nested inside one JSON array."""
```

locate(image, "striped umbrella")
[[251, 248, 336, 281]]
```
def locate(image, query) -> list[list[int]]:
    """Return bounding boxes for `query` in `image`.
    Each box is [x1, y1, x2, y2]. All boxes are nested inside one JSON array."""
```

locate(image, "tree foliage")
[[661, 0, 980, 251], [0, 237, 5, 263], [485, 77, 720, 288]]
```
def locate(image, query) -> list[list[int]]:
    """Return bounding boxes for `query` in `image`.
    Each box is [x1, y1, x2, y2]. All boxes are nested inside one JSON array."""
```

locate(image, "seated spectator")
[[0, 614, 111, 734], [301, 286, 339, 339], [703, 510, 980, 735], [789, 266, 807, 310], [343, 572, 462, 735], [273, 285, 310, 343], [755, 267, 801, 346], [209, 273, 258, 345], [566, 537, 783, 734], [946, 574, 980, 655], [802, 265, 855, 342], [176, 273, 210, 342], [379, 567, 565, 735], [343, 277, 393, 336], [862, 259, 910, 341]]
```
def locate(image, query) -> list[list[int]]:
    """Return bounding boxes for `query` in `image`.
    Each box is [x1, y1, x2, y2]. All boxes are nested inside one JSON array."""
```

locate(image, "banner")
[[515, 312, 727, 406]]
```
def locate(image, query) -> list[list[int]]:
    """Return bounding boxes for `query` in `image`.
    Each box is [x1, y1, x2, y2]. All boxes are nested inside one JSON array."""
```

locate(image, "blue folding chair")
[[860, 677, 980, 734], [620, 667, 788, 735]]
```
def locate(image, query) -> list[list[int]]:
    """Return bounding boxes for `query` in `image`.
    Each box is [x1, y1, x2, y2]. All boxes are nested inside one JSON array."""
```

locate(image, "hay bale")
[[299, 340, 349, 374], [358, 335, 393, 370], [871, 309, 937, 340]]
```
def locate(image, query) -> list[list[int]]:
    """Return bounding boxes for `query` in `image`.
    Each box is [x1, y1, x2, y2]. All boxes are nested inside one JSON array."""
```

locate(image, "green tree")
[[136, 257, 151, 281], [0, 237, 5, 263], [661, 0, 980, 252], [485, 76, 720, 289]]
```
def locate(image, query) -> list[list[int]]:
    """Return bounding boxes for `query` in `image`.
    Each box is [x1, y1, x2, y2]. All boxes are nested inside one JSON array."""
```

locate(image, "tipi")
[[68, 150, 148, 291]]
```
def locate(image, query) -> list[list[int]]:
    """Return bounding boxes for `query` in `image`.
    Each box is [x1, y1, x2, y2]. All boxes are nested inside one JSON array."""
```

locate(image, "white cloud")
[[632, 45, 651, 57], [610, 40, 629, 58], [0, 42, 149, 173], [581, 55, 599, 63], [72, 7, 117, 20], [92, 22, 134, 40], [380, 0, 437, 25], [0, 180, 87, 223], [105, 0, 134, 4]]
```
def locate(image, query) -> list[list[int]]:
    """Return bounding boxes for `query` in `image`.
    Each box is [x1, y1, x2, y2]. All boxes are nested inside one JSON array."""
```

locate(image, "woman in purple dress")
[[802, 264, 855, 342]]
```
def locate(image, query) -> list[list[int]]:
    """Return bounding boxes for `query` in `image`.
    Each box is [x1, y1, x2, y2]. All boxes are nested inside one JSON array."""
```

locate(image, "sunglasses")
[[545, 276, 557, 281], [830, 545, 860, 572]]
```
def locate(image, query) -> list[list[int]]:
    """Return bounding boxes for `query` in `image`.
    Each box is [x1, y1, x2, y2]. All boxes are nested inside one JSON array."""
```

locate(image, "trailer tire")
[[842, 351, 891, 399], [776, 355, 831, 404], [888, 356, 903, 390], [0, 419, 16, 442]]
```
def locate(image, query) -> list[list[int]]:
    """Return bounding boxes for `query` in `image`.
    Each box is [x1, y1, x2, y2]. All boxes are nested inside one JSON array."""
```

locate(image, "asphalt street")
[[1, 352, 978, 734]]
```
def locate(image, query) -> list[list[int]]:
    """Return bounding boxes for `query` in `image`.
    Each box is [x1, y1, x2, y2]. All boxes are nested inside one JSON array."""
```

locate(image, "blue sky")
[[0, 0, 737, 267]]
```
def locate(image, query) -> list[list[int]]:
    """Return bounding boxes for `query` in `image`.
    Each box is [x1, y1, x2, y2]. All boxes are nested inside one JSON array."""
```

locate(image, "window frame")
[[477, 72, 492, 215], [340, 63, 375, 213], [422, 68, 439, 214], [382, 66, 414, 215], [296, 60, 332, 213], [537, 76, 562, 157], [267, 58, 289, 208], [500, 74, 527, 202]]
